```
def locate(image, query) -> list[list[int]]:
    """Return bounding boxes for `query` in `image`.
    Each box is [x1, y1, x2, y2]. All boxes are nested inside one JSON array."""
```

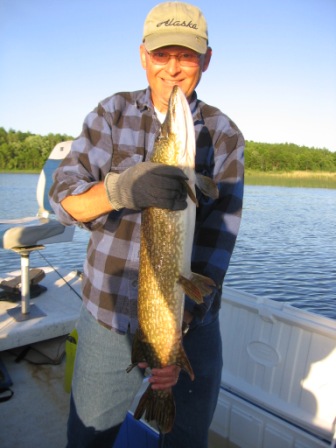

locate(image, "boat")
[[1, 143, 335, 448], [213, 287, 336, 448]]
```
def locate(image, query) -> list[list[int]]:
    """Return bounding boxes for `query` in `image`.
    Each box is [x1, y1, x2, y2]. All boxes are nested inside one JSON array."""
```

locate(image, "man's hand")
[[104, 161, 188, 211], [138, 363, 181, 390]]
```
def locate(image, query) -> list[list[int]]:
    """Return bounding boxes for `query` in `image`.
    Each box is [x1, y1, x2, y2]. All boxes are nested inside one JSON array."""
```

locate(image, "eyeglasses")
[[146, 50, 201, 67]]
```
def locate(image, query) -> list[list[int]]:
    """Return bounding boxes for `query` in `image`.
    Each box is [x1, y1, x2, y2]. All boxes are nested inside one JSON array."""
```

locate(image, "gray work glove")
[[104, 161, 188, 211]]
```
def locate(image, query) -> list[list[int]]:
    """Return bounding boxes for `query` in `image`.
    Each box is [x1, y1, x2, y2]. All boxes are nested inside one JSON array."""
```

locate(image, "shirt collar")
[[135, 87, 153, 112]]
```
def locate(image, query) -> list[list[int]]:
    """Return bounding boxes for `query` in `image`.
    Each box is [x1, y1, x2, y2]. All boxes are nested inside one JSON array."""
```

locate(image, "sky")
[[1, 0, 336, 151]]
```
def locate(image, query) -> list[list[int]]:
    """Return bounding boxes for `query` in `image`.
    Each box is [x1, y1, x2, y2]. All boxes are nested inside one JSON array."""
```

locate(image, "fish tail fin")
[[178, 272, 216, 304], [134, 386, 175, 434]]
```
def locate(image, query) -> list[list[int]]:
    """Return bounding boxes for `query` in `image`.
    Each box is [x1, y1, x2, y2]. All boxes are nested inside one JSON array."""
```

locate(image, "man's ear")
[[140, 44, 147, 70], [202, 47, 212, 73]]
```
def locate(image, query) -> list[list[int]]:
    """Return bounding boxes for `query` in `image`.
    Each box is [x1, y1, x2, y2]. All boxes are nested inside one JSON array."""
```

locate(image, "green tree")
[[0, 128, 73, 171]]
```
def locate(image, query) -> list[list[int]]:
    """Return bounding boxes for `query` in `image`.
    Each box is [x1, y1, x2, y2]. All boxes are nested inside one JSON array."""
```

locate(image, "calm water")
[[1, 173, 335, 319]]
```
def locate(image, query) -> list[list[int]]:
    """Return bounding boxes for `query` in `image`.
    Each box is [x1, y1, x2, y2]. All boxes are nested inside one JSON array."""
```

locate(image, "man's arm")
[[61, 182, 113, 223], [61, 161, 189, 223]]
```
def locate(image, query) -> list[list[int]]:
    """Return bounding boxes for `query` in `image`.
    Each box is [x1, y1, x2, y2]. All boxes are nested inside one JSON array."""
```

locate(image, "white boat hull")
[[211, 286, 336, 448]]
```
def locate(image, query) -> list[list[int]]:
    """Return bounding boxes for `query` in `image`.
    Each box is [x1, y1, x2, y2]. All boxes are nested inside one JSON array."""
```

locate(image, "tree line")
[[245, 141, 336, 172], [0, 127, 335, 172], [0, 127, 73, 171]]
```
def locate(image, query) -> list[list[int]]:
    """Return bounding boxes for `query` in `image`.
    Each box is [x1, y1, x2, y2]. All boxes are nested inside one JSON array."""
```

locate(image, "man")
[[50, 2, 244, 447]]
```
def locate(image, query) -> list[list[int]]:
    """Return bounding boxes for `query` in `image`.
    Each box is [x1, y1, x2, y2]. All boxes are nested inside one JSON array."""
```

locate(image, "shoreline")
[[245, 170, 336, 189], [2, 170, 336, 189]]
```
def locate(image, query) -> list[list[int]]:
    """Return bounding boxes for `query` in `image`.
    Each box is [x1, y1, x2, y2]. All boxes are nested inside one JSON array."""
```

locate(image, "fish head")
[[153, 86, 195, 171]]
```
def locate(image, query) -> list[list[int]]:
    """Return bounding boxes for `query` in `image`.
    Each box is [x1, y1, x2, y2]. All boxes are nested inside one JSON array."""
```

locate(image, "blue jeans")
[[67, 306, 222, 448]]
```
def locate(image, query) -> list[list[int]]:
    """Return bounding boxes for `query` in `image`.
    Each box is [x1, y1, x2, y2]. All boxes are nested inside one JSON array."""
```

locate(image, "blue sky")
[[1, 0, 335, 151]]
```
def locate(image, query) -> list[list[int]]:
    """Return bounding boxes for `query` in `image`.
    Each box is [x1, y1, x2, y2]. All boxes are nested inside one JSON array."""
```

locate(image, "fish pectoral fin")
[[178, 275, 203, 304], [191, 272, 217, 295], [178, 273, 216, 304], [184, 180, 198, 205], [195, 174, 219, 200], [134, 386, 175, 434]]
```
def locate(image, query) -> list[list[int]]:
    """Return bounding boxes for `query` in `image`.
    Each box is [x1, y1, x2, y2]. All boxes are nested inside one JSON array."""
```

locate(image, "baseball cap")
[[143, 2, 208, 54]]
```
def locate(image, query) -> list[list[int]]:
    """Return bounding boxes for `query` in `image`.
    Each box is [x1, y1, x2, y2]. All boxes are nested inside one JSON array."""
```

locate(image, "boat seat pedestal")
[[6, 246, 47, 320]]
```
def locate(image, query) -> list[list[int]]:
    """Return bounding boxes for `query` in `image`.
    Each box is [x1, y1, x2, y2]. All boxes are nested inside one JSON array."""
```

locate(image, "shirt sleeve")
[[49, 102, 114, 230], [185, 113, 245, 321]]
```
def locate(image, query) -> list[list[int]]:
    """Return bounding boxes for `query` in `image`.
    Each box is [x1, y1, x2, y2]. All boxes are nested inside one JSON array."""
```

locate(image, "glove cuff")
[[104, 172, 124, 211]]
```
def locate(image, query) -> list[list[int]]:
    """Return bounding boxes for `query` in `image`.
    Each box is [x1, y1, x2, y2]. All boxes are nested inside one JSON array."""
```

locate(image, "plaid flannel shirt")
[[49, 87, 244, 334]]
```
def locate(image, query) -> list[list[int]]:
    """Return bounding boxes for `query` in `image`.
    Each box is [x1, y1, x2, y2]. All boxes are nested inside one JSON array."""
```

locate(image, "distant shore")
[[245, 170, 336, 189], [2, 170, 336, 189]]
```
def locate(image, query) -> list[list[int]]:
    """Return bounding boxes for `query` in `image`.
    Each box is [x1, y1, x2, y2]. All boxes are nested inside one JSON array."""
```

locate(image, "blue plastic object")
[[114, 412, 159, 448]]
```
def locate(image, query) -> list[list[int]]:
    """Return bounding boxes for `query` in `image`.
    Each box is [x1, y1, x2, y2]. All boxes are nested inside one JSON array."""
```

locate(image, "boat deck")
[[0, 340, 227, 447], [0, 267, 82, 351], [1, 267, 335, 447]]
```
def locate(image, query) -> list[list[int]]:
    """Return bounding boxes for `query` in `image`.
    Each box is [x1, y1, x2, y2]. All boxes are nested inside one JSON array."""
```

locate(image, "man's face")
[[140, 44, 212, 112]]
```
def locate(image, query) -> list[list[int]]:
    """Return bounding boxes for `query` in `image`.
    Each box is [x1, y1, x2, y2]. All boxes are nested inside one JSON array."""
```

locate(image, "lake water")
[[1, 173, 335, 319]]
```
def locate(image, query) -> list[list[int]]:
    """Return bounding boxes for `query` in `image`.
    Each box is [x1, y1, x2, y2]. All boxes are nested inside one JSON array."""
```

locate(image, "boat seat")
[[1, 218, 70, 249], [0, 141, 75, 319]]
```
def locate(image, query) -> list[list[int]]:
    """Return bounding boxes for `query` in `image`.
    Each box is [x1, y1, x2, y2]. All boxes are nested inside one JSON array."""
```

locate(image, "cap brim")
[[144, 33, 207, 54]]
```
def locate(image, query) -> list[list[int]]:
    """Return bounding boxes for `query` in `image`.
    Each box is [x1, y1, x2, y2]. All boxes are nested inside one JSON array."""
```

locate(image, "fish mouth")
[[151, 85, 195, 174], [161, 86, 194, 161], [164, 86, 190, 134]]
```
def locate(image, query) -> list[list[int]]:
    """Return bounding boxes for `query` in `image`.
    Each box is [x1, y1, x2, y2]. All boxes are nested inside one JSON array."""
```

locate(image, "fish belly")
[[138, 200, 194, 367]]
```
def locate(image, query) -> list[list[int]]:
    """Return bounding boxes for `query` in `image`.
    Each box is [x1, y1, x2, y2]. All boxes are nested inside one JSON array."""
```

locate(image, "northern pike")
[[127, 85, 219, 433]]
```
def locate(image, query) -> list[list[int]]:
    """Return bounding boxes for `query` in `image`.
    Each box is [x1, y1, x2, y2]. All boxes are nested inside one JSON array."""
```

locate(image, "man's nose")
[[165, 56, 182, 74]]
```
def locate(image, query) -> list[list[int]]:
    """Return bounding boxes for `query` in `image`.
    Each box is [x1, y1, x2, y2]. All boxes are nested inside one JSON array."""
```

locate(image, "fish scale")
[[139, 207, 185, 366], [127, 86, 219, 434]]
